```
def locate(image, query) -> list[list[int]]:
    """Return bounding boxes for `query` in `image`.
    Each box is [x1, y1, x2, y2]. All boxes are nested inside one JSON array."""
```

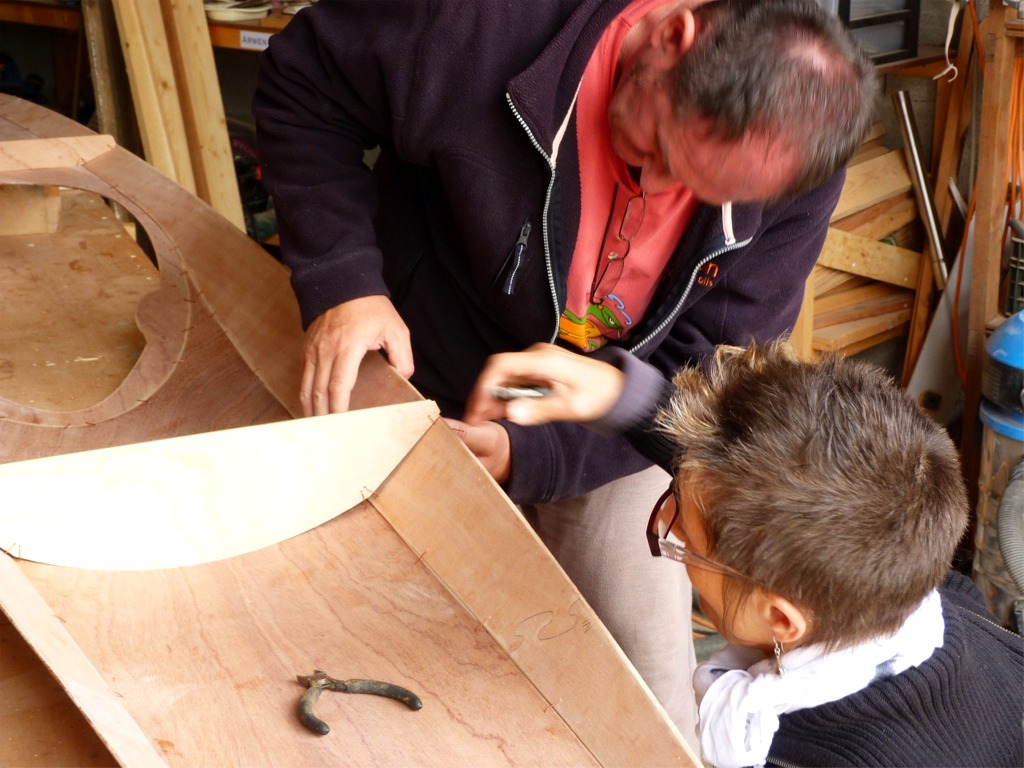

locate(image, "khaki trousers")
[[522, 464, 700, 751]]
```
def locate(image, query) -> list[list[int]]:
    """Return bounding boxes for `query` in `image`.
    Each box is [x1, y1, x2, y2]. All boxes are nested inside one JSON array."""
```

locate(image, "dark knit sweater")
[[768, 571, 1024, 767]]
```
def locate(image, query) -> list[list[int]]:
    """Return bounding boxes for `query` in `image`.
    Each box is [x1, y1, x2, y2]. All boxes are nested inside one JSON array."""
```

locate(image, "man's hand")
[[445, 418, 511, 484], [464, 343, 624, 426], [301, 296, 414, 416]]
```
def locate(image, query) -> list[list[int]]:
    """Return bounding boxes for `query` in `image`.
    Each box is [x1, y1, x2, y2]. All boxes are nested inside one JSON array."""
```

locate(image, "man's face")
[[607, 64, 801, 202]]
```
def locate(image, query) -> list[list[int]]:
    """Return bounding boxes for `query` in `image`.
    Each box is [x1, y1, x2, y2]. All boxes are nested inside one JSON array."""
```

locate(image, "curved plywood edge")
[[372, 421, 701, 767], [0, 553, 167, 767], [0, 400, 439, 570]]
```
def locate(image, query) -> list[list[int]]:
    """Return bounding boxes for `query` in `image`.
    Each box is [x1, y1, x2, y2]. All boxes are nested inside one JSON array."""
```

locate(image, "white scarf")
[[692, 589, 945, 768]]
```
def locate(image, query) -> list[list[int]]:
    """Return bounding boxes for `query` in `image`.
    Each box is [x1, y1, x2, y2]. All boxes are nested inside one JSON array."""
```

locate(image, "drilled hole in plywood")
[[0, 184, 158, 411]]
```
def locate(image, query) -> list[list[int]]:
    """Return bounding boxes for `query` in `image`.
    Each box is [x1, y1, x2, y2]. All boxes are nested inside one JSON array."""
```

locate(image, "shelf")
[[0, 0, 79, 31], [0, 1, 293, 49]]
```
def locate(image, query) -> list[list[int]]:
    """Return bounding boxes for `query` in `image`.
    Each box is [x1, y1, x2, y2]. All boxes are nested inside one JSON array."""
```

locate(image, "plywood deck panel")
[[4, 502, 609, 767]]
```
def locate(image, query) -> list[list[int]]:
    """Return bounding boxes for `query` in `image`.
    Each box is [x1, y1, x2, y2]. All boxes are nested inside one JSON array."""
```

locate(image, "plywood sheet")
[[0, 401, 438, 570]]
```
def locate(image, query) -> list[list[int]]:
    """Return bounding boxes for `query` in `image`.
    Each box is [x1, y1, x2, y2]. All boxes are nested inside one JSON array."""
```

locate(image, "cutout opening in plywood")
[[0, 185, 158, 412]]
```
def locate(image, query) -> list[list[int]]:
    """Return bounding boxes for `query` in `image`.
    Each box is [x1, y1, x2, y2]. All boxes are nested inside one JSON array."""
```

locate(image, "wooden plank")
[[0, 135, 116, 170], [819, 228, 921, 288], [0, 555, 166, 768], [831, 192, 917, 240], [110, 1, 196, 192], [812, 281, 902, 315], [81, 0, 140, 155], [789, 270, 815, 361], [901, 242, 938, 384], [161, 0, 246, 231], [830, 150, 912, 222], [813, 287, 914, 330], [1, 472, 697, 765], [847, 123, 887, 167], [2, 507, 602, 767], [812, 307, 912, 351], [832, 325, 906, 357], [960, 3, 1021, 508], [813, 265, 870, 297], [0, 0, 81, 29]]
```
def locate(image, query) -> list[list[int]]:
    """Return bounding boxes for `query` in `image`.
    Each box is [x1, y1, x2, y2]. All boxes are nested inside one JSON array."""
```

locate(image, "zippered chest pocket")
[[495, 216, 535, 296]]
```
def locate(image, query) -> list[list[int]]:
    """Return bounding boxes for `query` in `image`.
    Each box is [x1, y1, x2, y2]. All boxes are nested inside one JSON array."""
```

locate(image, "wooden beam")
[[813, 307, 912, 352], [161, 0, 246, 231], [110, 0, 196, 192], [813, 265, 871, 297], [961, 3, 1022, 505], [0, 135, 116, 170], [789, 270, 816, 361], [831, 193, 917, 240], [812, 287, 914, 330], [830, 151, 913, 222], [819, 228, 921, 288]]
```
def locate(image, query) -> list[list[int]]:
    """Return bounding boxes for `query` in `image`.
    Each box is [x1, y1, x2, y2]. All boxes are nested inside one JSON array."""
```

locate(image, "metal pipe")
[[892, 90, 948, 291]]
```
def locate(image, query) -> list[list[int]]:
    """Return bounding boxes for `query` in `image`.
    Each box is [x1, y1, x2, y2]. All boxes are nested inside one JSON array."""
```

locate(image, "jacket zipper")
[[506, 92, 752, 351], [505, 93, 561, 334], [626, 236, 752, 355], [501, 218, 533, 295]]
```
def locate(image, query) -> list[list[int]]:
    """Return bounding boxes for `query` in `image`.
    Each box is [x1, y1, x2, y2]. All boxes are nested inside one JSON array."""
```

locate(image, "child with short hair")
[[466, 340, 1024, 767]]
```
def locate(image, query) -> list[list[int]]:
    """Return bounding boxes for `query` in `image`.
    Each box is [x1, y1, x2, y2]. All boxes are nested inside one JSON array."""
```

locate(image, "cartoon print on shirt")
[[559, 303, 626, 351]]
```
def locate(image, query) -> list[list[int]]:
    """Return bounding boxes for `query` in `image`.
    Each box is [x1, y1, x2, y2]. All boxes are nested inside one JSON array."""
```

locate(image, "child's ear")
[[763, 593, 811, 645]]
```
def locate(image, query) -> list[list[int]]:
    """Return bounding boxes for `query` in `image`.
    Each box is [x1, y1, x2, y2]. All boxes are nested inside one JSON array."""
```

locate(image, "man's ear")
[[647, 7, 696, 69], [763, 593, 811, 645]]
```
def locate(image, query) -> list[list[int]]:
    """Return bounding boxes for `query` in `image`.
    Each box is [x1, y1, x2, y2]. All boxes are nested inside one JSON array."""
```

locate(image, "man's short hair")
[[658, 341, 968, 650], [676, 0, 879, 199]]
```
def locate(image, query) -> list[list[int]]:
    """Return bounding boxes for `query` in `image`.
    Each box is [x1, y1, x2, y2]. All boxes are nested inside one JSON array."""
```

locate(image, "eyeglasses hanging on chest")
[[590, 184, 645, 306]]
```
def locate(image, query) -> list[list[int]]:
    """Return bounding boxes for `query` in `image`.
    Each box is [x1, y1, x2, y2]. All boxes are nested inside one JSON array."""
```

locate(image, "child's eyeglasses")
[[646, 484, 752, 581]]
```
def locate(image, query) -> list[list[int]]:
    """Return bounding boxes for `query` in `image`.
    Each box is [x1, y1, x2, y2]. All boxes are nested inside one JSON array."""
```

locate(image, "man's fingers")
[[382, 326, 415, 379]]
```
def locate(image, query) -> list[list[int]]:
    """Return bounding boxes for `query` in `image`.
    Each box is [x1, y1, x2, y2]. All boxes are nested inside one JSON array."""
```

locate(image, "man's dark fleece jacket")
[[252, 0, 843, 504]]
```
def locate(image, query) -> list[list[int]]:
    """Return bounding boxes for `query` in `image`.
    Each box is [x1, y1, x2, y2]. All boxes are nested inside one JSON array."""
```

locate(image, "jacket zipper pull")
[[501, 218, 532, 296]]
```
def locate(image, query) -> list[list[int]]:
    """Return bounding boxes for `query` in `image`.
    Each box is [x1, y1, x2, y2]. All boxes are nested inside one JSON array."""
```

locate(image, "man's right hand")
[[300, 295, 414, 416]]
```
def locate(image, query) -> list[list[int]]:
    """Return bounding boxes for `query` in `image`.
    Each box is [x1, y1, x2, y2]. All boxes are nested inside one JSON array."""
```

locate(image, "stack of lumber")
[[103, 0, 245, 231], [792, 124, 925, 360]]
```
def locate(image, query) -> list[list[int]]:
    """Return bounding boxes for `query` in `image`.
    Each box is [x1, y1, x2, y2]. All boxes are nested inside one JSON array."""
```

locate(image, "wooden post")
[[110, 0, 197, 193], [161, 0, 246, 231], [960, 2, 1022, 508]]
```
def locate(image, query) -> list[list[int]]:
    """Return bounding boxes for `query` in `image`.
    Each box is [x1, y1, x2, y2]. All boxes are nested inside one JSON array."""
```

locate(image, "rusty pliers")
[[295, 670, 423, 735]]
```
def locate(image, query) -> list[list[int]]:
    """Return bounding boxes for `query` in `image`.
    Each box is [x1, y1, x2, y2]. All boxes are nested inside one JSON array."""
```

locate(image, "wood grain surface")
[[8, 505, 607, 766]]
